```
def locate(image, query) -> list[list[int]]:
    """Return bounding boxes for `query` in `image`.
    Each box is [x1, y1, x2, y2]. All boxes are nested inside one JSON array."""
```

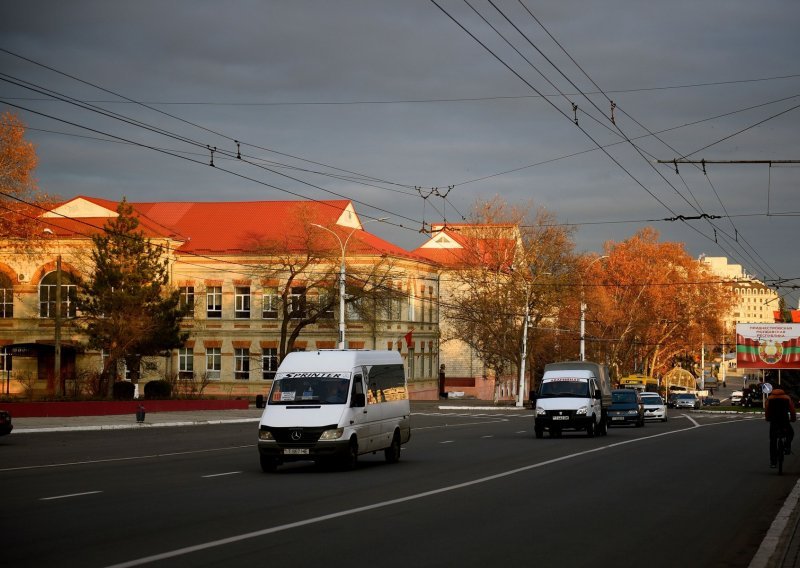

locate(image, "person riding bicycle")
[[765, 388, 796, 468]]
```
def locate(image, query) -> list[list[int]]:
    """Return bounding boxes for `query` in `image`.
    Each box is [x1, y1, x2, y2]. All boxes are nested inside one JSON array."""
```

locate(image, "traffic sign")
[[762, 382, 773, 395]]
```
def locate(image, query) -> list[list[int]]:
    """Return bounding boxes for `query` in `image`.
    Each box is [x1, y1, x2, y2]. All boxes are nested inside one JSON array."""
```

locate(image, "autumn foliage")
[[0, 111, 53, 240], [582, 228, 734, 379]]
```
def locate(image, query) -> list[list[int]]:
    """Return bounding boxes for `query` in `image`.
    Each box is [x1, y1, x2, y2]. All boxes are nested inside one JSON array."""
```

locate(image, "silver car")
[[640, 393, 667, 422], [673, 393, 700, 409]]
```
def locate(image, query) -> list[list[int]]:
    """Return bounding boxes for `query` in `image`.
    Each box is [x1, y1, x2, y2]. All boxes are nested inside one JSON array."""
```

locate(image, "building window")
[[289, 286, 306, 319], [205, 347, 221, 380], [206, 286, 222, 319], [0, 348, 11, 374], [234, 348, 250, 380], [179, 286, 195, 317], [319, 291, 334, 320], [178, 348, 194, 379], [235, 287, 251, 319], [39, 271, 77, 318], [262, 348, 278, 380], [262, 288, 278, 319], [0, 273, 13, 318]]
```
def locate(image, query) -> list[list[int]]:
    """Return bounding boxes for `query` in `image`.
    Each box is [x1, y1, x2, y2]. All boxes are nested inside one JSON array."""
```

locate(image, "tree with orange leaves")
[[0, 111, 53, 240], [584, 228, 734, 381]]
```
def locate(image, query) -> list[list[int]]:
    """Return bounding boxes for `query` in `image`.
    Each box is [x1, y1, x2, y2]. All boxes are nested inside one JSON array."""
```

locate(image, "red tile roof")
[[42, 196, 431, 262]]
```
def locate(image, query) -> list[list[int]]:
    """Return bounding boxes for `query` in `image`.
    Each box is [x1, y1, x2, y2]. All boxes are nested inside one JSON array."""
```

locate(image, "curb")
[[13, 417, 261, 434]]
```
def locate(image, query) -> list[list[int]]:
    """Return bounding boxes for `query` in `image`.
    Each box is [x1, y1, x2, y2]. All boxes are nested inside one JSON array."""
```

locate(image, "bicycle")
[[776, 426, 789, 475]]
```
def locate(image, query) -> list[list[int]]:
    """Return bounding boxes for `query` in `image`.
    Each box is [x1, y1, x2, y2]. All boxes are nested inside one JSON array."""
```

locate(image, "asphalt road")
[[1, 408, 795, 568]]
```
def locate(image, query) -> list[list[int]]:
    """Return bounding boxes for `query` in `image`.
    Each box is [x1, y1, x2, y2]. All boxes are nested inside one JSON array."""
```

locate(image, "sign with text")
[[736, 323, 800, 370]]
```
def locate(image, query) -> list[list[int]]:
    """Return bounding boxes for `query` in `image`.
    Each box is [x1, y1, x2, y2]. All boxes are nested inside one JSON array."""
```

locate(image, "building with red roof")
[[413, 223, 524, 401], [0, 196, 442, 399]]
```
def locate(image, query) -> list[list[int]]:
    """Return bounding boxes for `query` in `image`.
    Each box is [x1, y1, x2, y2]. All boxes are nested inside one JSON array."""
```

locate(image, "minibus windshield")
[[268, 372, 351, 405]]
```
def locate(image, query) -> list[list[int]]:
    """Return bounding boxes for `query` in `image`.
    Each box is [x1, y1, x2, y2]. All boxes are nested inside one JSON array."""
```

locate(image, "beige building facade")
[[0, 197, 441, 399]]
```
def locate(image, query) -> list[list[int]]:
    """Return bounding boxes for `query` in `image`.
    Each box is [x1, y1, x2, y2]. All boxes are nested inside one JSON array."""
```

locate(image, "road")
[[1, 407, 795, 568]]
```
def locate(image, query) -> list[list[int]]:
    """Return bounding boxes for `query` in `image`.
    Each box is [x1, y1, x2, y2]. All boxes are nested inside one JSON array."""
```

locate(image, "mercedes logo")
[[290, 430, 302, 441]]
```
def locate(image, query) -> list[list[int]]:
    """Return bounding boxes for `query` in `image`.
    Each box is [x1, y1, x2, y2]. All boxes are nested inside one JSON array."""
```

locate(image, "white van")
[[257, 350, 411, 472], [533, 361, 611, 438]]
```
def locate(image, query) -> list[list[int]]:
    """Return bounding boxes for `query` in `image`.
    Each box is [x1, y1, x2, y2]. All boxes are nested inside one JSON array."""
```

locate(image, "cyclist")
[[765, 387, 797, 468]]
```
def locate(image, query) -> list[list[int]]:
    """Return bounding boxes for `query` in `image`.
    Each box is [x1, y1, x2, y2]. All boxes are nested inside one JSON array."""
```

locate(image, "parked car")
[[702, 396, 721, 406], [730, 391, 743, 405], [608, 389, 645, 427], [0, 410, 12, 436], [673, 393, 700, 409], [640, 393, 667, 422], [667, 393, 680, 408]]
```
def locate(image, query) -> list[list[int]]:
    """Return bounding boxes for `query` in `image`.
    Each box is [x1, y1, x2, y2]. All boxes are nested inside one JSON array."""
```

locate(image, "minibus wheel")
[[260, 455, 279, 473], [384, 432, 401, 464], [341, 438, 358, 470]]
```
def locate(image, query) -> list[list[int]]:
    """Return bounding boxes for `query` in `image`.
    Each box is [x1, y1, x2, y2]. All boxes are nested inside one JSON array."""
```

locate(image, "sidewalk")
[[9, 398, 524, 433]]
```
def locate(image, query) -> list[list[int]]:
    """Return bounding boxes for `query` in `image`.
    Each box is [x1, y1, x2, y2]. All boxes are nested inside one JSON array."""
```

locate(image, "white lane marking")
[[683, 413, 701, 427], [0, 445, 254, 473], [105, 417, 744, 568], [40, 491, 102, 501], [202, 472, 241, 479], [439, 440, 455, 444], [516, 431, 527, 434], [481, 435, 494, 439]]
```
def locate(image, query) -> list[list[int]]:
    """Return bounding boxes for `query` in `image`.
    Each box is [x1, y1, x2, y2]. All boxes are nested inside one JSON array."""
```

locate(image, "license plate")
[[283, 448, 309, 455], [612, 417, 624, 421], [552, 416, 569, 421]]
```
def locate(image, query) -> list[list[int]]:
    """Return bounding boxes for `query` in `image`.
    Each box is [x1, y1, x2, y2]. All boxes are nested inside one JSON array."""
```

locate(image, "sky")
[[1, 0, 798, 306]]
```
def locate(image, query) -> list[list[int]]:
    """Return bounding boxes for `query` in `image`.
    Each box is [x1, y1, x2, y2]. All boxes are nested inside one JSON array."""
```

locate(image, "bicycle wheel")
[[777, 436, 785, 475]]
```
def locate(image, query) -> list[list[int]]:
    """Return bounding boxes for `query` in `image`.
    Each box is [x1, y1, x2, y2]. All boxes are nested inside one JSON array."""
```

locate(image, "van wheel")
[[534, 427, 543, 439], [341, 439, 358, 470], [599, 416, 608, 436], [260, 454, 279, 473], [586, 419, 595, 438], [384, 432, 401, 464]]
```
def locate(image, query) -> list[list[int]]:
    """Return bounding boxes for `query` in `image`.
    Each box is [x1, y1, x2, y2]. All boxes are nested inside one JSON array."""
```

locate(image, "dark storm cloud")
[[0, 0, 798, 304]]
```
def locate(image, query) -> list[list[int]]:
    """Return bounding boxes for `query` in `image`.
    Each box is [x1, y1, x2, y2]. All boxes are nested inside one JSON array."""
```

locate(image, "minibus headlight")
[[535, 406, 546, 416], [576, 406, 588, 415], [259, 430, 274, 441], [319, 428, 344, 440]]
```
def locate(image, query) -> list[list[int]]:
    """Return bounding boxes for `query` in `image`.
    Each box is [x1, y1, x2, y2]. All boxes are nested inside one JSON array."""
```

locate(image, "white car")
[[730, 391, 743, 405], [640, 393, 667, 422]]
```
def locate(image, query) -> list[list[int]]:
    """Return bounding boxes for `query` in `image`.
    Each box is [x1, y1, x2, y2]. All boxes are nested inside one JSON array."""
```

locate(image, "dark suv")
[[608, 389, 645, 427]]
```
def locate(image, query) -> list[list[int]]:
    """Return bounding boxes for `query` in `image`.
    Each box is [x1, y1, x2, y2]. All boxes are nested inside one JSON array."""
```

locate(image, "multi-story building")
[[414, 222, 523, 400], [0, 196, 440, 399], [700, 255, 780, 330]]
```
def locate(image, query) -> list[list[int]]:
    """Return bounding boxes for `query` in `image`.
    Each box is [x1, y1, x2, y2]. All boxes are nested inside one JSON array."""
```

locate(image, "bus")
[[619, 374, 658, 393]]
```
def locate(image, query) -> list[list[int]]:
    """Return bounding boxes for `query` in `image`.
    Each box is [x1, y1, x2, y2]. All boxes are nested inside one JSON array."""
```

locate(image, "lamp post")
[[517, 295, 529, 408], [311, 218, 386, 350], [43, 228, 62, 396], [580, 255, 608, 361]]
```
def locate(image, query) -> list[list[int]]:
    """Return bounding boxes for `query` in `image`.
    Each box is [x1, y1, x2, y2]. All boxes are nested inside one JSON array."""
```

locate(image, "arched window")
[[39, 271, 78, 318], [0, 273, 12, 318]]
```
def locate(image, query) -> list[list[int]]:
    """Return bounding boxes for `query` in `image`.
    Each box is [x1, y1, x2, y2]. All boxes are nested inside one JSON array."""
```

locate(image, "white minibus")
[[257, 350, 411, 471]]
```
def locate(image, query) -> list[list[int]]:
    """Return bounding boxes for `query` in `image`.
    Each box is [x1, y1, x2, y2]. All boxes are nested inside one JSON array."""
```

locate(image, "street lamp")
[[311, 218, 387, 350], [517, 291, 530, 408], [43, 228, 62, 396], [580, 255, 608, 362]]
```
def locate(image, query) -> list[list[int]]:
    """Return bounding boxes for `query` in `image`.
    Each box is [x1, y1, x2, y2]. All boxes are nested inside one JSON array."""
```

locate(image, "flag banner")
[[736, 323, 800, 369]]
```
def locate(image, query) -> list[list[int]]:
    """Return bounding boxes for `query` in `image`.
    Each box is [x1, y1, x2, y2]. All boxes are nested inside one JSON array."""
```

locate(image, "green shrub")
[[144, 379, 172, 399], [112, 381, 135, 400]]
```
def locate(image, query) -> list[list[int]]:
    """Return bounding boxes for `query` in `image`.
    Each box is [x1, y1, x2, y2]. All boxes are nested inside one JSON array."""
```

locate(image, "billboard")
[[736, 323, 800, 369]]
